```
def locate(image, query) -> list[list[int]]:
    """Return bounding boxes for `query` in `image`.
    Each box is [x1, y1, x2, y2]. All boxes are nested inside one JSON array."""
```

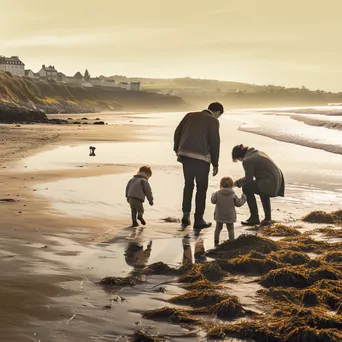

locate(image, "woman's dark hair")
[[208, 102, 224, 114], [139, 165, 152, 175], [232, 144, 248, 162]]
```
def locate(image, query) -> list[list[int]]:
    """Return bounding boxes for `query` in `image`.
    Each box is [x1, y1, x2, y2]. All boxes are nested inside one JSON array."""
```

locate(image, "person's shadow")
[[182, 235, 207, 267]]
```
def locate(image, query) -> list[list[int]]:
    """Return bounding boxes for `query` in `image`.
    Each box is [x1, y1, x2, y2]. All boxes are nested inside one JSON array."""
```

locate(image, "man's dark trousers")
[[181, 156, 210, 220]]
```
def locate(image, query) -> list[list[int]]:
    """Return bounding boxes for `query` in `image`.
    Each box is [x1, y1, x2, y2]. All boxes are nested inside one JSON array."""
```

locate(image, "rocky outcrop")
[[0, 103, 68, 124]]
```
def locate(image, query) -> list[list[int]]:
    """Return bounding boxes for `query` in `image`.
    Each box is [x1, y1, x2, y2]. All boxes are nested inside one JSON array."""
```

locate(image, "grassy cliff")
[[0, 72, 187, 116]]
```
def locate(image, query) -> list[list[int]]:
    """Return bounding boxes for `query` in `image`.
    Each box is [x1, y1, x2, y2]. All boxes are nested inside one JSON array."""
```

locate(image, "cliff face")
[[0, 72, 187, 117]]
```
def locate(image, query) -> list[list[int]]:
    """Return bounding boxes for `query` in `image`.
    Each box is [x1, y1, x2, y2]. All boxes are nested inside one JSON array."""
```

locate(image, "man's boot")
[[193, 214, 212, 230], [260, 196, 271, 226], [181, 212, 191, 228], [241, 193, 260, 226]]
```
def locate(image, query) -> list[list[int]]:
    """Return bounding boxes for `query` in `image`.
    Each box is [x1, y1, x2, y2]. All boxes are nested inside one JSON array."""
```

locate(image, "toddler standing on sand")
[[125, 165, 154, 227], [211, 177, 247, 246]]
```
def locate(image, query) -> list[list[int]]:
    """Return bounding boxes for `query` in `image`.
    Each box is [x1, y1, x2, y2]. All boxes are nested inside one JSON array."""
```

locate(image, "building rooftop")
[[42, 64, 57, 72], [0, 56, 25, 65]]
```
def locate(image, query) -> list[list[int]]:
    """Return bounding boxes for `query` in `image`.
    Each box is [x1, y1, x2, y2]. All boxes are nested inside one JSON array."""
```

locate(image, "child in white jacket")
[[211, 177, 246, 246]]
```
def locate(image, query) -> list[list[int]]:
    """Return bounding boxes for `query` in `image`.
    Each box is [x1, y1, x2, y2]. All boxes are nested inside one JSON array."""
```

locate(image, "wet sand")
[[1, 110, 342, 341]]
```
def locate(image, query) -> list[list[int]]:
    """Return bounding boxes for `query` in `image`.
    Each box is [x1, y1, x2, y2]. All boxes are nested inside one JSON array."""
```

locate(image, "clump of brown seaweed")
[[279, 235, 340, 254], [143, 262, 179, 276], [322, 251, 342, 263], [169, 289, 231, 307], [98, 275, 144, 287], [143, 306, 200, 324], [302, 210, 342, 224], [205, 306, 342, 342], [262, 224, 302, 237], [270, 250, 310, 266], [259, 267, 309, 288], [178, 261, 226, 283], [206, 234, 279, 259], [130, 330, 166, 342], [184, 279, 224, 290], [205, 321, 280, 342], [218, 253, 282, 275]]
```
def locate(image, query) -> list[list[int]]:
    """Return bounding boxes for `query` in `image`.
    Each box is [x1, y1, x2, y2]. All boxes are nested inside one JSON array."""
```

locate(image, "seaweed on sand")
[[206, 234, 279, 259], [210, 297, 246, 319], [270, 250, 310, 266], [184, 279, 224, 290], [322, 251, 342, 263], [319, 227, 342, 238], [161, 217, 180, 223], [169, 290, 230, 307], [303, 259, 325, 269], [302, 210, 337, 224], [258, 287, 300, 304], [279, 235, 336, 254], [178, 265, 204, 283], [259, 268, 309, 288], [259, 287, 331, 307], [275, 306, 342, 333], [142, 306, 200, 324], [98, 275, 144, 287], [130, 330, 166, 342], [218, 254, 283, 275], [191, 295, 247, 319], [284, 327, 342, 342], [143, 262, 179, 276], [314, 279, 342, 295], [262, 224, 301, 237], [200, 261, 226, 281], [178, 262, 226, 283], [205, 321, 280, 342], [333, 209, 342, 221], [307, 266, 342, 284]]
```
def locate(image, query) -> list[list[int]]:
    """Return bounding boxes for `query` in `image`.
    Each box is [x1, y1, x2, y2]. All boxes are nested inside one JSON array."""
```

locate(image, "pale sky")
[[1, 0, 342, 91]]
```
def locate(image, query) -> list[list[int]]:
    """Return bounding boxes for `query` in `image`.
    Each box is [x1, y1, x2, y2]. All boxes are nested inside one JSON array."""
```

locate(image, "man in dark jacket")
[[232, 145, 285, 226], [174, 102, 224, 229]]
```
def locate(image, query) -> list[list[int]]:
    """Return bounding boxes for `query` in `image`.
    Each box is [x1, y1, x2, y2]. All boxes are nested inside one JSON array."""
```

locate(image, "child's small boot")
[[137, 212, 146, 226], [131, 209, 139, 227]]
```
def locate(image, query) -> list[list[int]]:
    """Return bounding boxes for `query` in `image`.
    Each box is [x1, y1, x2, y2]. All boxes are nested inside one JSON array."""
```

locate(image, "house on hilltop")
[[130, 82, 141, 91], [39, 64, 58, 81], [24, 69, 35, 79], [57, 72, 67, 83], [0, 56, 25, 76]]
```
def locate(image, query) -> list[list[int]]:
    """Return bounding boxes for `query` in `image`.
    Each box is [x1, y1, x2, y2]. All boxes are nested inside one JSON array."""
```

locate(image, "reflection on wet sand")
[[182, 235, 207, 267], [125, 240, 152, 273]]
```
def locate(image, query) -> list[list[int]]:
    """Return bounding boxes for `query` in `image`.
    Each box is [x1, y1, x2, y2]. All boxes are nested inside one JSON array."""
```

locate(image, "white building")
[[130, 82, 141, 91], [89, 78, 117, 88], [119, 82, 130, 90], [24, 69, 35, 79], [39, 64, 58, 81], [0, 56, 25, 76]]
